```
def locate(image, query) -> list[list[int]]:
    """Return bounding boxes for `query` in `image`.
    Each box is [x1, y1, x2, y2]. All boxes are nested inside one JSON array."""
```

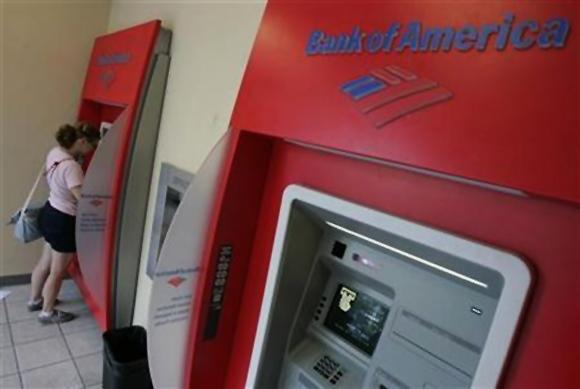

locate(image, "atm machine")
[[245, 186, 528, 388], [147, 1, 578, 388], [72, 20, 171, 330]]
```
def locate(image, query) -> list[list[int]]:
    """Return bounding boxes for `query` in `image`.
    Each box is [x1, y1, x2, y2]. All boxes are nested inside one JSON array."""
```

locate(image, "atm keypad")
[[313, 355, 344, 385]]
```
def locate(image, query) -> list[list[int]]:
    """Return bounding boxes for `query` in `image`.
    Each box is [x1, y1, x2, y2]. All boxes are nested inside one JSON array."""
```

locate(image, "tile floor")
[[1, 280, 103, 388]]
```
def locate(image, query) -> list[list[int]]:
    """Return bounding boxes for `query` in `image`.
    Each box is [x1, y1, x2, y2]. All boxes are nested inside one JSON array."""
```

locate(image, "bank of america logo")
[[90, 199, 103, 207], [99, 69, 115, 89], [341, 65, 452, 128], [168, 276, 186, 288]]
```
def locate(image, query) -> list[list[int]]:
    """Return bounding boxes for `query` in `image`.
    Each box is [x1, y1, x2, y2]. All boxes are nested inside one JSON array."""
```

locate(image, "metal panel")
[[113, 47, 171, 328], [146, 163, 194, 279]]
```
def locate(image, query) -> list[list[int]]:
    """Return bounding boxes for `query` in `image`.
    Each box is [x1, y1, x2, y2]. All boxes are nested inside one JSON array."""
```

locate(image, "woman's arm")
[[70, 185, 82, 201]]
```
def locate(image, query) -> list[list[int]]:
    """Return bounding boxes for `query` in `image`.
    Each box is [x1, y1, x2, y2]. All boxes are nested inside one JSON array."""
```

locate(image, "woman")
[[28, 123, 100, 324]]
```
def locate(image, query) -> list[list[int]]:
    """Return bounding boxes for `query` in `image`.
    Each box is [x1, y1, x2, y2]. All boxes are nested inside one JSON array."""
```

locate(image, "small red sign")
[[90, 199, 103, 207], [168, 276, 186, 288], [99, 69, 115, 89]]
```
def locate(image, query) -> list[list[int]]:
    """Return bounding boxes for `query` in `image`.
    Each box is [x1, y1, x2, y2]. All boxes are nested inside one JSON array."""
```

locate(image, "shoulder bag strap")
[[20, 165, 45, 215], [46, 157, 74, 178]]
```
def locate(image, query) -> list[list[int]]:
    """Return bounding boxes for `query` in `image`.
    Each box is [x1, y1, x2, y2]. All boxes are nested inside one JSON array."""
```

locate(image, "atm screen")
[[324, 284, 389, 355]]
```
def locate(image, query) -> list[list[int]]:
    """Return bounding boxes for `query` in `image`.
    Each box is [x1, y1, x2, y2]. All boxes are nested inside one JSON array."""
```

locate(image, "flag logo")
[[341, 65, 453, 128], [168, 276, 186, 288], [90, 199, 103, 207], [99, 69, 115, 89]]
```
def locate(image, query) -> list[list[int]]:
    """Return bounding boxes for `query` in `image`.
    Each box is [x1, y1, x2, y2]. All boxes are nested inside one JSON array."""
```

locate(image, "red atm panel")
[[71, 20, 162, 330], [233, 2, 579, 203], [146, 2, 578, 388], [224, 139, 579, 388]]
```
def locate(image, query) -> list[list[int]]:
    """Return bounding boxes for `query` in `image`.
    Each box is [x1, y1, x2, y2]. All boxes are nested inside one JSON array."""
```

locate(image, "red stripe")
[[359, 79, 439, 114], [372, 88, 453, 128], [386, 65, 418, 81], [371, 68, 401, 85]]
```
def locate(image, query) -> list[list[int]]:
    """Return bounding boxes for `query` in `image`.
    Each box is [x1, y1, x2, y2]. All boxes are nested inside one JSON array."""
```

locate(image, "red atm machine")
[[72, 20, 171, 330], [147, 2, 578, 388]]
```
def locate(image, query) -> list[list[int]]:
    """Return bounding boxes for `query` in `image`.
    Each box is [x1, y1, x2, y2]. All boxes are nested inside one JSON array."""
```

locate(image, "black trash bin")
[[102, 325, 153, 389]]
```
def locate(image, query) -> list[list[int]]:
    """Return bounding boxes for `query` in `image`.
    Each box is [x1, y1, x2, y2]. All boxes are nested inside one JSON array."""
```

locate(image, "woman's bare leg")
[[29, 242, 52, 303], [41, 250, 73, 313]]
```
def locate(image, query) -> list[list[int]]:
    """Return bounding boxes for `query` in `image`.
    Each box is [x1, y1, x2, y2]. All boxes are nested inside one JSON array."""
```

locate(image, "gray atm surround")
[[246, 185, 530, 389], [112, 28, 172, 328], [146, 162, 194, 279]]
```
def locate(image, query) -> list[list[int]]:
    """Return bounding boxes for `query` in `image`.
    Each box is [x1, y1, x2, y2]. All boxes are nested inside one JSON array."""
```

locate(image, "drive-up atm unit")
[[72, 20, 171, 330], [147, 1, 578, 388]]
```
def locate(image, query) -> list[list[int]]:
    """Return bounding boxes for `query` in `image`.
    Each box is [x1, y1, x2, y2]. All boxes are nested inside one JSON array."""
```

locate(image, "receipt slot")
[[247, 186, 530, 389]]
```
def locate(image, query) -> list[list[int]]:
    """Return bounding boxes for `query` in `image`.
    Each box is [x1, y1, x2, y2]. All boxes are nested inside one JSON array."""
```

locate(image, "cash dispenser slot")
[[391, 310, 481, 377]]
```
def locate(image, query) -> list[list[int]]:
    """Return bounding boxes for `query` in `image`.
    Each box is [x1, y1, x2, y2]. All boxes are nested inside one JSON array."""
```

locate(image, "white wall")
[[0, 1, 111, 277], [107, 1, 266, 326]]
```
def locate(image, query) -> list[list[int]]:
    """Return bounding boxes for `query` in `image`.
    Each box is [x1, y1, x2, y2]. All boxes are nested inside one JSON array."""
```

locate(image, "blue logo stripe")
[[347, 80, 385, 100], [341, 75, 376, 92]]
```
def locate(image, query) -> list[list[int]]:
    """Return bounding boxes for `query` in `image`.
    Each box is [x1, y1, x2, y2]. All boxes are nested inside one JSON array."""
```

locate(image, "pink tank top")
[[46, 147, 84, 216]]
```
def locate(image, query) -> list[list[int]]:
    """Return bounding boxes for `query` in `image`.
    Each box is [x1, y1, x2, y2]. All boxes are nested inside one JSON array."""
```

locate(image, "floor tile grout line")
[[1, 303, 12, 348], [4, 306, 97, 346], [8, 315, 94, 326], [5, 297, 83, 304], [15, 355, 73, 376], [1, 298, 6, 325], [9, 325, 99, 348], [3, 283, 90, 386], [5, 301, 94, 333], [10, 324, 94, 377], [73, 350, 102, 359], [58, 322, 86, 388], [3, 299, 24, 388], [73, 350, 104, 388]]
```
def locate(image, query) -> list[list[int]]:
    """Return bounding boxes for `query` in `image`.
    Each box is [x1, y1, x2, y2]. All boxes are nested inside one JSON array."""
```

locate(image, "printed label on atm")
[[203, 244, 233, 340]]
